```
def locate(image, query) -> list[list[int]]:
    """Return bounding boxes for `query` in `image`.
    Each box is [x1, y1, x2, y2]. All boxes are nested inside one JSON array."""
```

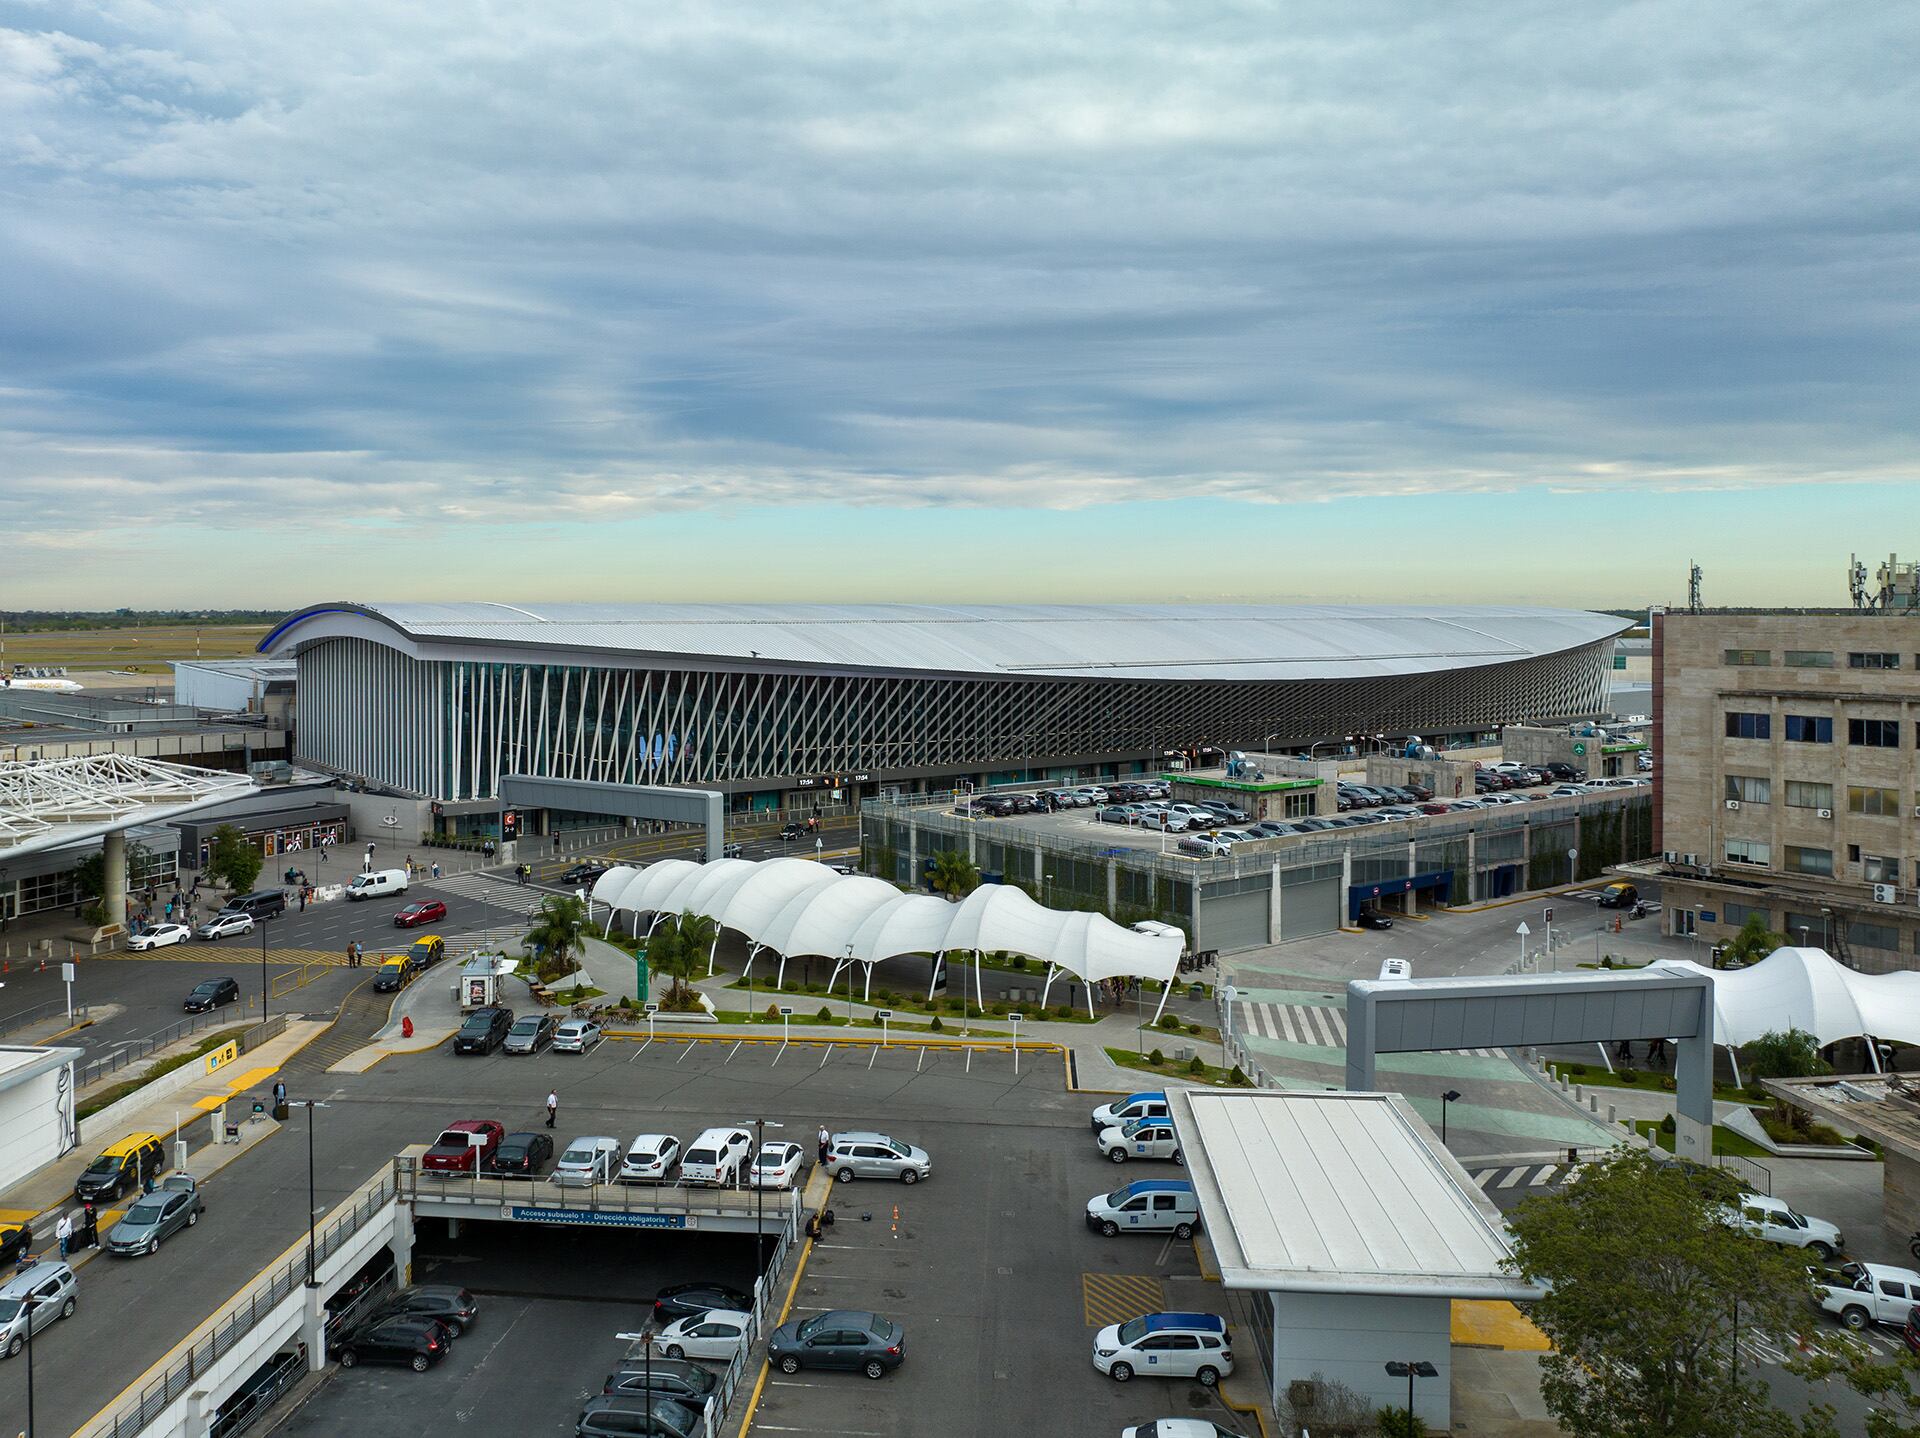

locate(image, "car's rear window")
[[685, 1149, 716, 1165]]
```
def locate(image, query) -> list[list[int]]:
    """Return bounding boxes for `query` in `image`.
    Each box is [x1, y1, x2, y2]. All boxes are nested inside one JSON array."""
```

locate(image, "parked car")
[[1543, 762, 1583, 781], [335, 1315, 453, 1371], [0, 1221, 29, 1270], [393, 900, 448, 929], [1813, 1261, 1920, 1331], [373, 1285, 479, 1336], [453, 1006, 514, 1055], [1296, 817, 1341, 831], [651, 1309, 752, 1362], [552, 1136, 622, 1187], [128, 923, 192, 952], [1548, 785, 1588, 799], [1730, 1192, 1842, 1259], [1092, 1311, 1233, 1385], [825, 1132, 932, 1184], [1096, 1118, 1184, 1164], [1137, 811, 1189, 833], [422, 1120, 505, 1174], [653, 1282, 753, 1325], [603, 1357, 719, 1404], [486, 1131, 554, 1177], [107, 1174, 204, 1256], [195, 912, 255, 941], [679, 1126, 752, 1186], [372, 957, 413, 993], [0, 1262, 77, 1358], [503, 1013, 559, 1055], [1098, 806, 1138, 826], [1091, 1092, 1169, 1132], [74, 1132, 166, 1202], [183, 977, 240, 1013], [750, 1141, 806, 1189], [1122, 1423, 1251, 1438], [619, 1133, 682, 1184], [1356, 908, 1394, 931], [553, 1017, 604, 1053], [767, 1310, 906, 1379], [576, 1395, 703, 1438]]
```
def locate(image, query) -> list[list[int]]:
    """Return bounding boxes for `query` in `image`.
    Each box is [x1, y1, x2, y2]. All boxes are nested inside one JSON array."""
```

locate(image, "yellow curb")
[[45, 1017, 95, 1042], [223, 1065, 280, 1093], [734, 1218, 820, 1435], [1452, 1298, 1551, 1351]]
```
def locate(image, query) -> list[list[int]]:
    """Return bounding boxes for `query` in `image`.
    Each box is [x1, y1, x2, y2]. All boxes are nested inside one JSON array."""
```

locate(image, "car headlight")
[[1095, 1347, 1116, 1358]]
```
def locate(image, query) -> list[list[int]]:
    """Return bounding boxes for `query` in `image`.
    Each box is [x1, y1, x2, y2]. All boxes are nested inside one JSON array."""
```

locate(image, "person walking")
[[545, 1090, 559, 1129], [55, 1210, 72, 1259]]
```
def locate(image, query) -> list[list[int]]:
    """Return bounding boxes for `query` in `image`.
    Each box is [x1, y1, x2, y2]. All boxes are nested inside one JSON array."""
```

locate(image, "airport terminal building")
[[261, 602, 1623, 819]]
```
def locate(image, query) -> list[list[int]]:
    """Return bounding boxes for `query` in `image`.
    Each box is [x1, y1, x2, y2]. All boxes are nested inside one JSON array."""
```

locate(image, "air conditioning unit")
[[1662, 850, 1681, 864], [1724, 799, 1740, 811], [1817, 808, 1833, 819], [1683, 854, 1700, 867], [1874, 883, 1897, 904]]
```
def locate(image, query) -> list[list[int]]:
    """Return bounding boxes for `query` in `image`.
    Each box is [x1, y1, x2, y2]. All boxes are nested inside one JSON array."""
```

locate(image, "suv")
[[1092, 1311, 1233, 1385], [422, 1120, 505, 1174], [0, 1261, 77, 1357], [679, 1127, 753, 1186], [454, 1006, 514, 1054], [825, 1132, 932, 1185]]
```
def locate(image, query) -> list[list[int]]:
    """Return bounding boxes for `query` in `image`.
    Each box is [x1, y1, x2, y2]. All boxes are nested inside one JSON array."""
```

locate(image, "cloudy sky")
[[2, 1, 1913, 610]]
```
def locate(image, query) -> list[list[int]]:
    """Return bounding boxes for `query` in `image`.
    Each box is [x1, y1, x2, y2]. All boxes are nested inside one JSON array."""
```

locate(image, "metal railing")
[[394, 1156, 806, 1226], [89, 1174, 398, 1438], [77, 1007, 227, 1089], [0, 996, 89, 1040]]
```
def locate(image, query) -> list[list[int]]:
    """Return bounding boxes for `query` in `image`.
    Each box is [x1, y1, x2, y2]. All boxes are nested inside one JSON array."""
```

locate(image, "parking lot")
[[269, 1035, 1247, 1438]]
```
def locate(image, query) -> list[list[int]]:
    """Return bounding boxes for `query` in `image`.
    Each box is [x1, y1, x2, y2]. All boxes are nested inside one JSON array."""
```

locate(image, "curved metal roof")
[[262, 601, 1622, 682]]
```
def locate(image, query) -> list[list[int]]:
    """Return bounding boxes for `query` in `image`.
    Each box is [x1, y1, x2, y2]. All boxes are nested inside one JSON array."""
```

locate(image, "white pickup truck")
[[1811, 1261, 1920, 1331]]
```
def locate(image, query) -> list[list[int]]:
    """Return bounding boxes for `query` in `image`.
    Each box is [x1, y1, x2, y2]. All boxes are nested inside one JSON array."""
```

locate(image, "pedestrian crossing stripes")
[[1233, 1000, 1505, 1057], [420, 870, 539, 908], [1081, 1273, 1165, 1328], [1467, 1162, 1569, 1192], [95, 946, 351, 966]]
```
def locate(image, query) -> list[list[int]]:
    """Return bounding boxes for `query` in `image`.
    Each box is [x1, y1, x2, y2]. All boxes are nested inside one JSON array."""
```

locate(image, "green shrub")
[[1159, 1014, 1182, 1031], [764, 1003, 780, 1021], [1377, 1406, 1427, 1438], [1149, 1048, 1165, 1066], [1660, 1076, 1676, 1091], [1618, 1068, 1639, 1085], [1600, 956, 1614, 969], [929, 1015, 944, 1033], [1188, 1056, 1206, 1075], [1230, 1065, 1251, 1087], [616, 995, 630, 1010], [1659, 1113, 1677, 1134], [1010, 955, 1027, 970], [1569, 1063, 1587, 1077], [1055, 1005, 1075, 1020], [816, 1005, 833, 1023]]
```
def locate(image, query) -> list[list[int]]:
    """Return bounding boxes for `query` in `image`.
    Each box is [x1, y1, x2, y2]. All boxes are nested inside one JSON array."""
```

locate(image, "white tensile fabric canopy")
[[591, 857, 1186, 1017], [1661, 947, 1920, 1062]]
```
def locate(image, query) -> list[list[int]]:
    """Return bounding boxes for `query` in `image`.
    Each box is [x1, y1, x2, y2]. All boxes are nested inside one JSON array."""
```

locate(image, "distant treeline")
[[1, 610, 286, 631]]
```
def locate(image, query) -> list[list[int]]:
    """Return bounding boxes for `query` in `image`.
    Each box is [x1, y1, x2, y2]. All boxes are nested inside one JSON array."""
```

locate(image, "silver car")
[[825, 1132, 932, 1185], [0, 1261, 76, 1357], [108, 1174, 204, 1256], [552, 1017, 603, 1053]]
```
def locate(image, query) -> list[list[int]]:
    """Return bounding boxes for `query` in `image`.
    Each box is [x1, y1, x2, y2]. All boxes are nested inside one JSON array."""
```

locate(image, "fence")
[[394, 1158, 806, 1229], [77, 1007, 228, 1089], [270, 959, 332, 998], [0, 995, 89, 1041], [89, 1173, 398, 1438]]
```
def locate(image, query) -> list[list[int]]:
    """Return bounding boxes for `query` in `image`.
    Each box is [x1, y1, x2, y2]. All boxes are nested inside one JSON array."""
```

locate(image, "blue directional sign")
[[509, 1207, 686, 1229]]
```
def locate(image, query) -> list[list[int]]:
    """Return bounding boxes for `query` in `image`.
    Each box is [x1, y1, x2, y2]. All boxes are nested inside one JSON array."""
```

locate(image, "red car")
[[421, 1120, 505, 1173], [394, 900, 447, 929]]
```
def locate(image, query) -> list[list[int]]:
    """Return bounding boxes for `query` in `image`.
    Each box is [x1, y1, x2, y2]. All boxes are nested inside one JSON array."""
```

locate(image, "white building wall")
[[0, 1050, 79, 1192], [1269, 1290, 1453, 1430]]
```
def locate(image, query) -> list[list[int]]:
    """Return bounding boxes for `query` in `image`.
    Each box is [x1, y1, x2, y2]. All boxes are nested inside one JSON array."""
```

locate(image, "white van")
[[1085, 1179, 1201, 1239], [1090, 1092, 1170, 1133], [346, 868, 410, 901], [679, 1126, 752, 1186]]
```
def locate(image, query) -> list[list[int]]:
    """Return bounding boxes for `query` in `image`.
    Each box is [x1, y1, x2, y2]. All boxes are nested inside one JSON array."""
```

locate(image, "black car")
[[184, 977, 240, 1013], [780, 821, 809, 840], [559, 862, 611, 886], [373, 1285, 478, 1336], [335, 1315, 452, 1372], [603, 1357, 720, 1404], [453, 1006, 514, 1055], [653, 1281, 753, 1325], [1356, 908, 1395, 931], [577, 1395, 702, 1438], [0, 1221, 30, 1268], [1543, 762, 1583, 781], [324, 1250, 398, 1345], [766, 1309, 906, 1379], [487, 1131, 554, 1177]]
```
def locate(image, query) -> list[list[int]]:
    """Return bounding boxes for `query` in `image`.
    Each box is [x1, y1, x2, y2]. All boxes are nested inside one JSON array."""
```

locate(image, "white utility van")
[[1085, 1179, 1201, 1238], [346, 868, 409, 900], [1090, 1092, 1170, 1133]]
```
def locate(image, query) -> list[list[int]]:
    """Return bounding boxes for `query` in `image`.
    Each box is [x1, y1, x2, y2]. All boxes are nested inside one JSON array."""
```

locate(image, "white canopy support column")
[[1148, 978, 1175, 1027], [742, 943, 762, 982], [1040, 962, 1060, 1009], [706, 933, 722, 976]]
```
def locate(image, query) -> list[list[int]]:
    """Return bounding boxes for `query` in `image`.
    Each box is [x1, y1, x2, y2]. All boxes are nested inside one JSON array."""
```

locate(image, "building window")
[[1784, 715, 1832, 743], [1723, 648, 1771, 667], [1784, 650, 1834, 668], [1848, 717, 1901, 748], [1848, 652, 1901, 670], [1851, 920, 1900, 951], [1784, 911, 1828, 945], [1864, 854, 1902, 885], [1282, 791, 1316, 819], [1724, 839, 1772, 867], [1722, 901, 1769, 929], [1724, 712, 1771, 740], [1785, 846, 1834, 877], [1848, 785, 1899, 816], [1786, 781, 1834, 809], [1723, 775, 1771, 805]]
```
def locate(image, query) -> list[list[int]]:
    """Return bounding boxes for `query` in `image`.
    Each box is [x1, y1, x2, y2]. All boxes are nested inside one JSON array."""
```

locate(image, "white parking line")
[[756, 1422, 888, 1434]]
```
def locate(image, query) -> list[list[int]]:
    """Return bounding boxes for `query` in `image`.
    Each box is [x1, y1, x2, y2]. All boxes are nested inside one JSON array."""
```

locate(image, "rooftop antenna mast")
[[1687, 562, 1702, 613]]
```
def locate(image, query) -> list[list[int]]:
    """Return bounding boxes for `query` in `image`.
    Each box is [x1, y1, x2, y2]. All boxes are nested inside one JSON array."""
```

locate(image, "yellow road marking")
[[737, 1220, 820, 1433], [223, 1065, 279, 1092], [1452, 1299, 1551, 1350], [1081, 1272, 1164, 1327]]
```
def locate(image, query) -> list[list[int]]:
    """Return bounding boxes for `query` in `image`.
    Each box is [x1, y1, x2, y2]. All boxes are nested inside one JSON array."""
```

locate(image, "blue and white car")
[[1090, 1091, 1169, 1133], [1093, 1311, 1232, 1385], [1095, 1118, 1183, 1165]]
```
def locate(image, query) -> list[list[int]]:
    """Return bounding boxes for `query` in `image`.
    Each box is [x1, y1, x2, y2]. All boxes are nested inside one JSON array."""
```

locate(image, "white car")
[[195, 913, 254, 940], [680, 1126, 753, 1186], [552, 1018, 603, 1053], [550, 1136, 621, 1187], [652, 1309, 752, 1362], [1123, 1423, 1253, 1438], [1092, 1311, 1233, 1385], [1096, 1119, 1183, 1165], [127, 924, 192, 952], [750, 1141, 805, 1190], [618, 1133, 681, 1184], [1137, 811, 1189, 833], [1548, 785, 1588, 798]]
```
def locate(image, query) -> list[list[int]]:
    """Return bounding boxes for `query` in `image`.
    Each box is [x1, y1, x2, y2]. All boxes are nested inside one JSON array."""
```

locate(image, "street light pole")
[[260, 916, 270, 1024], [1440, 1090, 1460, 1145], [23, 1292, 37, 1438]]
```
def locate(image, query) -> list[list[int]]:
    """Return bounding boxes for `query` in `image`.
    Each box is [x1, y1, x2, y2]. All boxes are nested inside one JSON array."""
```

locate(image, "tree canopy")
[[525, 894, 588, 981], [928, 848, 980, 900], [1722, 913, 1788, 968], [207, 824, 263, 897], [1742, 1028, 1831, 1081]]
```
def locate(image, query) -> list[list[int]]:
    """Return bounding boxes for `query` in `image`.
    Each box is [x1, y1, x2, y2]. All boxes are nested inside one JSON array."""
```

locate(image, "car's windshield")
[[795, 1314, 825, 1339], [126, 1198, 166, 1222], [460, 1015, 491, 1030], [1104, 1186, 1134, 1207], [0, 1299, 20, 1321], [82, 1156, 118, 1177], [887, 1140, 910, 1157], [1117, 1316, 1149, 1345], [509, 1019, 539, 1035], [192, 983, 219, 995]]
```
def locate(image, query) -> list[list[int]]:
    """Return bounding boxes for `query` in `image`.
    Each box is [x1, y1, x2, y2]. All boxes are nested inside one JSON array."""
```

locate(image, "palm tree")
[[649, 911, 719, 1006], [525, 894, 588, 981], [928, 849, 980, 901]]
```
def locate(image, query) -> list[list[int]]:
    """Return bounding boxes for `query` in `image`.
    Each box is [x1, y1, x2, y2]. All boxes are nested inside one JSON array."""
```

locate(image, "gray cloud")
[[0, 0, 1914, 568]]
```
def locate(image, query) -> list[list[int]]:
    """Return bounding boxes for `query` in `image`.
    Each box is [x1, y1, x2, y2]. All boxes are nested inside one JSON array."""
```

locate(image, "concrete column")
[[303, 1284, 329, 1369], [1107, 860, 1117, 912], [1406, 839, 1418, 916], [1465, 829, 1476, 901], [1033, 843, 1044, 896], [1340, 847, 1353, 924], [1268, 861, 1284, 942], [1673, 1028, 1715, 1165], [102, 827, 127, 927], [182, 1388, 214, 1433], [389, 1204, 415, 1282], [906, 822, 918, 888]]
